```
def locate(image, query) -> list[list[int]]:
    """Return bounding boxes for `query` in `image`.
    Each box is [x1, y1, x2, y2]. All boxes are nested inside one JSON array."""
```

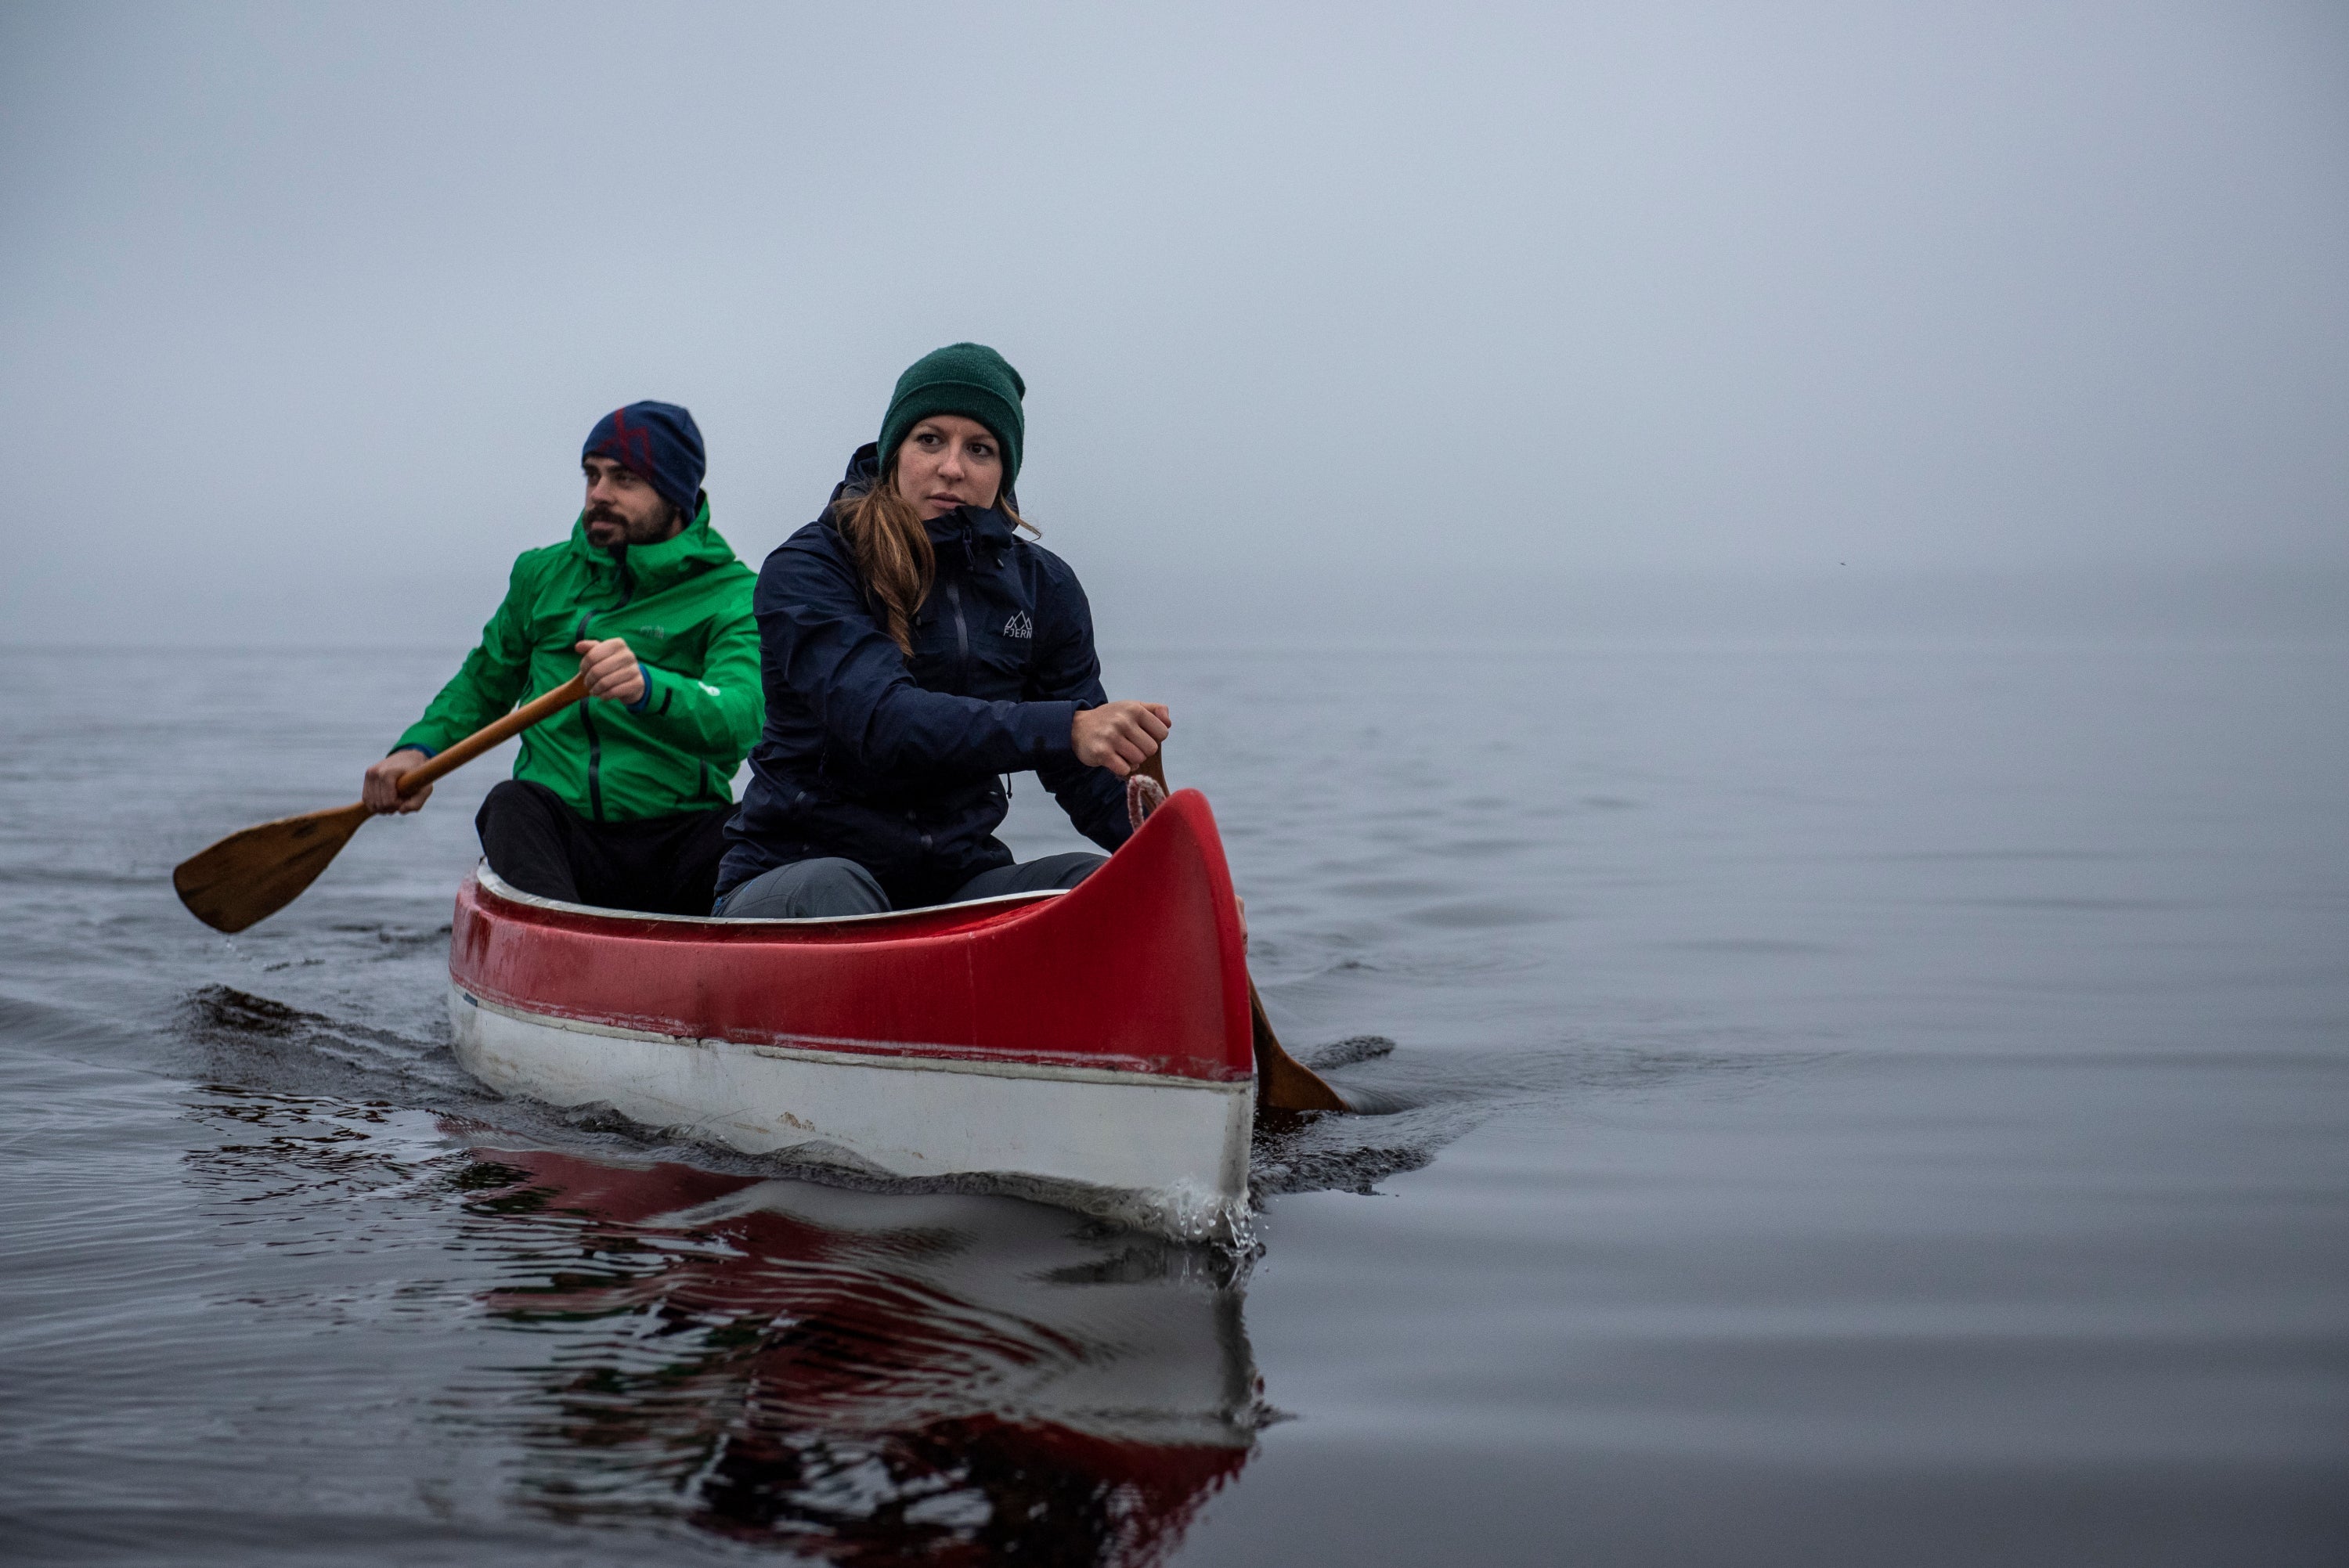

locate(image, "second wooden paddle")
[[173, 674, 590, 934], [1135, 751, 1350, 1112]]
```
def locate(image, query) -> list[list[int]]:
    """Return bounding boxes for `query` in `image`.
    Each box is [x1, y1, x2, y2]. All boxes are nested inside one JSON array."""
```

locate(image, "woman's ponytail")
[[832, 463, 935, 656]]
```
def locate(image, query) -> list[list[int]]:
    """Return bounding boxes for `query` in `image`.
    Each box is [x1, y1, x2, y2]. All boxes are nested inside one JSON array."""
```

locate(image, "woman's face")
[[893, 416, 1003, 518]]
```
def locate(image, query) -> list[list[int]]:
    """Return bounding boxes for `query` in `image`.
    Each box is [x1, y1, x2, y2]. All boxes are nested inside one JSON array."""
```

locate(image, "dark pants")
[[713, 851, 1106, 918], [476, 779, 732, 916]]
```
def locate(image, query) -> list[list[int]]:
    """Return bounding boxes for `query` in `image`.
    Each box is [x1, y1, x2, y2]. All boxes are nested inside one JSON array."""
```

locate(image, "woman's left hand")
[[1073, 700, 1170, 777]]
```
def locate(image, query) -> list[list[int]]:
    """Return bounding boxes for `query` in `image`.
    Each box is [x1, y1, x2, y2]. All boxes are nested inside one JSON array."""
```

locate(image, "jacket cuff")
[[627, 667, 657, 714], [1015, 700, 1080, 760]]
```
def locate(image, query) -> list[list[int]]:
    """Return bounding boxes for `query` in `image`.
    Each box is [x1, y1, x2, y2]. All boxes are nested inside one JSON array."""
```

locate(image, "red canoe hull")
[[446, 789, 1258, 1232]]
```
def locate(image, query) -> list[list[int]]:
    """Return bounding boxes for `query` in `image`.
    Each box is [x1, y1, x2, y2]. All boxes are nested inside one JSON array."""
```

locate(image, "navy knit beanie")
[[583, 402, 705, 520], [877, 344, 1026, 488]]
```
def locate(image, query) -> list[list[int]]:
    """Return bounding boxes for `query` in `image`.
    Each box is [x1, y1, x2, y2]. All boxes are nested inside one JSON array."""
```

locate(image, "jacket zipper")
[[579, 704, 604, 821], [572, 582, 627, 824]]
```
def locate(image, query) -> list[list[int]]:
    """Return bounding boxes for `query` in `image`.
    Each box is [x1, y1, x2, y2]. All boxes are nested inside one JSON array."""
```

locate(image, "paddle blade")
[[1250, 985, 1351, 1112], [172, 802, 372, 933]]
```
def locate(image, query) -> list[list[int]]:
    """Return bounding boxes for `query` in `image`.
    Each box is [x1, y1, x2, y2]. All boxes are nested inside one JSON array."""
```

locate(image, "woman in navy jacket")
[[715, 344, 1171, 917]]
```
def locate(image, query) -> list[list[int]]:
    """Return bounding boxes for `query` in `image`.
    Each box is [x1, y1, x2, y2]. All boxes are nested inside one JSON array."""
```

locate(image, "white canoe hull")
[[450, 986, 1256, 1237]]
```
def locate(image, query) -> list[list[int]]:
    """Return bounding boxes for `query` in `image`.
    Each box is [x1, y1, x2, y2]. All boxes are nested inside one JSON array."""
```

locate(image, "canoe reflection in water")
[[451, 1141, 1268, 1563]]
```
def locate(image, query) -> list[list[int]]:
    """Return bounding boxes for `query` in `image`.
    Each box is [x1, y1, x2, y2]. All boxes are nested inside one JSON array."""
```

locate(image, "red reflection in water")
[[456, 1146, 1258, 1565]]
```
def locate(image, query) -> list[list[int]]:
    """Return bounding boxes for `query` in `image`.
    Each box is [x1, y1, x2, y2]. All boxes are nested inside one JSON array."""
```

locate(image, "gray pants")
[[713, 852, 1106, 919]]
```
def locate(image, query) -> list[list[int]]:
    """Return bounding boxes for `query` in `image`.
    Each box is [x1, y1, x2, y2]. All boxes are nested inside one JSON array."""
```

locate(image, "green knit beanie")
[[877, 342, 1027, 491]]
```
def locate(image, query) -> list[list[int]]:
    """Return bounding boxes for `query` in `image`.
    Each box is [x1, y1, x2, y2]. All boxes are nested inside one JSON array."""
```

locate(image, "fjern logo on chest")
[[1001, 611, 1033, 640]]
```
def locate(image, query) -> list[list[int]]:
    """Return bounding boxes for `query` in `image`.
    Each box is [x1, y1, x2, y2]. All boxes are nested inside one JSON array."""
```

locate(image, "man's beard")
[[585, 500, 680, 547]]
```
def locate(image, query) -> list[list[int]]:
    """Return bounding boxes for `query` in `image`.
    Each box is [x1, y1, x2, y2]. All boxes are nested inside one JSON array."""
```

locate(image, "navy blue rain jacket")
[[716, 445, 1132, 906]]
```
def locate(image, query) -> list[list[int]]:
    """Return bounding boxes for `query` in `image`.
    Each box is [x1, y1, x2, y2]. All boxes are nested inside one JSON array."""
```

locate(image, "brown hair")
[[833, 446, 1038, 655]]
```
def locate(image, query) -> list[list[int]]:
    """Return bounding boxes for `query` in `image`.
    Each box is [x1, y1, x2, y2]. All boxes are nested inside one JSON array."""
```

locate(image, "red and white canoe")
[[448, 788, 1256, 1236]]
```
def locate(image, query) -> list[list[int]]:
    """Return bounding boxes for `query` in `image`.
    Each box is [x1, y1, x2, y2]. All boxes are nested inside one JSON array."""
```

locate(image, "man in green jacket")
[[363, 402, 760, 914]]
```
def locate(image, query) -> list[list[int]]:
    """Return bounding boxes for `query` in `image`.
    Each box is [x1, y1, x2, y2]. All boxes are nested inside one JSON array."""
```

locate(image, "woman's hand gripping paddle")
[[1131, 752, 1351, 1112], [172, 674, 590, 934]]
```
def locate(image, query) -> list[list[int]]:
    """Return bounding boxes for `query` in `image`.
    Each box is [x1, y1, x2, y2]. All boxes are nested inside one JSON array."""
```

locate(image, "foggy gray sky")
[[3, 2, 2344, 647]]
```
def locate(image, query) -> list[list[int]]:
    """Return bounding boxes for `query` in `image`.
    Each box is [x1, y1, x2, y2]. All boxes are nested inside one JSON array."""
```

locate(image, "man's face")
[[582, 456, 681, 550]]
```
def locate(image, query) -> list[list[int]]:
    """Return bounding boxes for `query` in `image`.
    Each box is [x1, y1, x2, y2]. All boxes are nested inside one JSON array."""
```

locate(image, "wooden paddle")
[[173, 674, 590, 934], [1135, 751, 1350, 1112]]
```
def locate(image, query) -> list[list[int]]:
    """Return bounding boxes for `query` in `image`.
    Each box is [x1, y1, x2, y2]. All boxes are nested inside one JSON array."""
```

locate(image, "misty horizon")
[[5, 2, 2345, 651]]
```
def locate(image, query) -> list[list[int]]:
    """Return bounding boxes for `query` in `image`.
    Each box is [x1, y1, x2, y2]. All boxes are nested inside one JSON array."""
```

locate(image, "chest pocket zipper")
[[944, 581, 971, 694]]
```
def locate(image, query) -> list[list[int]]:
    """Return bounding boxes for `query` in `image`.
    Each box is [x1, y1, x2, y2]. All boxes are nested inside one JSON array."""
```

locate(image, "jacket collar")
[[565, 498, 731, 594], [924, 503, 1016, 551], [828, 444, 1019, 556]]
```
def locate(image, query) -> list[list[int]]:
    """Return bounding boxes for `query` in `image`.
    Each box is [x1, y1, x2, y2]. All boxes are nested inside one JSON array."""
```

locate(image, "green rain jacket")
[[397, 503, 761, 822]]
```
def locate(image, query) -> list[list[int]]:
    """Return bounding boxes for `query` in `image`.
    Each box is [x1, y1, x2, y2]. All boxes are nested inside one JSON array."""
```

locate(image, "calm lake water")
[[2, 633, 2344, 1565]]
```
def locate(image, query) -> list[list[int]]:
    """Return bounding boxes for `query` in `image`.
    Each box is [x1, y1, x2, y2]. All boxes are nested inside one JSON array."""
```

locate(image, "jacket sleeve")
[[627, 567, 763, 766], [759, 537, 1080, 780], [395, 556, 537, 755], [1027, 557, 1135, 853]]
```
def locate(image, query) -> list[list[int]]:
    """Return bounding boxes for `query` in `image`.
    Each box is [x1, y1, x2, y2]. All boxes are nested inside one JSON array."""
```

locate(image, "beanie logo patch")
[[598, 407, 657, 478], [1001, 611, 1033, 640]]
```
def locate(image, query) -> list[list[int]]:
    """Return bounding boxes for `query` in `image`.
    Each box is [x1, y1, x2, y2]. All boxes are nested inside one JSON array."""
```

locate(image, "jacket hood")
[[836, 442, 884, 497], [567, 498, 738, 596]]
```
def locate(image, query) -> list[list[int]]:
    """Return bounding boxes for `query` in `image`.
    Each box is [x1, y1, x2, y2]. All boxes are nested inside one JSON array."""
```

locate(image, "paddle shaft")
[[1135, 750, 1350, 1112], [395, 673, 589, 798]]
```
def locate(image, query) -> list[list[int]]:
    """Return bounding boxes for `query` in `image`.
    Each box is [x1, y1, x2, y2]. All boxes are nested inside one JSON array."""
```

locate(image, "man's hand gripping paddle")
[[172, 675, 590, 934], [1131, 752, 1351, 1112]]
